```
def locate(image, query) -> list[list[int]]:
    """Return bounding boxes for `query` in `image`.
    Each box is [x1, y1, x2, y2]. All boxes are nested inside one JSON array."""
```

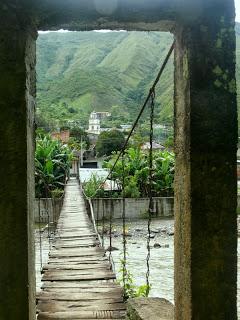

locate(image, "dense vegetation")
[[36, 31, 174, 128], [68, 127, 90, 150], [37, 24, 240, 129], [83, 148, 174, 198], [96, 129, 125, 156], [105, 148, 174, 197], [35, 134, 73, 198]]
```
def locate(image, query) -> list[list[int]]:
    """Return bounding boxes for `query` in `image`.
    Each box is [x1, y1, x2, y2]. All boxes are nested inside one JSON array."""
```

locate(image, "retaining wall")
[[34, 198, 63, 223], [90, 197, 174, 220]]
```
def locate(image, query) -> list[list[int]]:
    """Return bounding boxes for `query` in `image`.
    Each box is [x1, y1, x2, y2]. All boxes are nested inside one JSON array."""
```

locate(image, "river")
[[35, 217, 240, 315]]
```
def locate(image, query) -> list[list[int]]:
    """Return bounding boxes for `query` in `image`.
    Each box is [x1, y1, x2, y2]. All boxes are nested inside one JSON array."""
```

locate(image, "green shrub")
[[118, 257, 151, 300], [35, 133, 73, 198], [103, 147, 174, 198], [82, 174, 105, 198]]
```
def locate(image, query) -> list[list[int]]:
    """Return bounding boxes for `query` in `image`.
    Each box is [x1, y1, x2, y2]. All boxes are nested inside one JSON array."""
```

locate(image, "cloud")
[[38, 29, 73, 34]]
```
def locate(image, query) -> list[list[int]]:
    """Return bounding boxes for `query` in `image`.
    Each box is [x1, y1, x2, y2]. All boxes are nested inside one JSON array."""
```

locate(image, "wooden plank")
[[37, 178, 125, 318], [47, 258, 108, 264], [55, 237, 98, 242], [37, 301, 126, 312], [41, 282, 120, 289], [42, 287, 123, 294], [43, 263, 111, 271], [37, 310, 126, 319], [53, 245, 99, 249], [51, 247, 105, 254], [49, 253, 105, 259], [42, 271, 116, 281], [55, 234, 96, 239], [37, 292, 123, 301], [48, 257, 108, 263]]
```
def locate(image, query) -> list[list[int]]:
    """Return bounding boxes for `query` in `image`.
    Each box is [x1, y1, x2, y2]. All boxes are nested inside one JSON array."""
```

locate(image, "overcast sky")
[[236, 0, 240, 22]]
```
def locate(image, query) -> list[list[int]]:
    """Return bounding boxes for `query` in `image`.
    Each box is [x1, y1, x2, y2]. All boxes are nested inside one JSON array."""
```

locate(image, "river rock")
[[106, 246, 119, 252], [149, 233, 155, 239], [162, 244, 170, 248], [121, 232, 132, 237], [151, 228, 160, 234], [113, 233, 120, 237]]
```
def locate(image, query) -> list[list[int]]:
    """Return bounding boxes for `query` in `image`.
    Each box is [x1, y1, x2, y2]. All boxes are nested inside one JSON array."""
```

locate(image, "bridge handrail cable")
[[89, 40, 175, 198]]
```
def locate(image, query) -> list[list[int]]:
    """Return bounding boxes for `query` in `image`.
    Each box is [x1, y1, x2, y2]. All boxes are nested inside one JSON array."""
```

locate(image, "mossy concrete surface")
[[174, 0, 237, 319], [0, 0, 238, 319], [127, 298, 174, 320], [0, 4, 37, 320]]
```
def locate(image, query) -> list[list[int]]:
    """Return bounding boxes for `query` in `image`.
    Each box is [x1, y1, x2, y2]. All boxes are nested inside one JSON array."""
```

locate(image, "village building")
[[51, 129, 70, 143], [87, 111, 111, 134]]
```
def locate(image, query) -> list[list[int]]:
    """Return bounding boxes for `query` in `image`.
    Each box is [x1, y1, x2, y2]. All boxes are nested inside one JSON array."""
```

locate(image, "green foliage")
[[164, 135, 174, 148], [96, 130, 125, 156], [67, 137, 82, 151], [104, 148, 174, 197], [70, 127, 90, 148], [51, 188, 64, 198], [36, 31, 174, 127], [37, 26, 240, 128], [118, 258, 151, 300], [35, 133, 73, 198], [82, 174, 105, 198]]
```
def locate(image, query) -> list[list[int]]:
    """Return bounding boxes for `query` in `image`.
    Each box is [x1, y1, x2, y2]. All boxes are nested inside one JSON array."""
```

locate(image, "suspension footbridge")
[[36, 41, 174, 319], [36, 178, 126, 319]]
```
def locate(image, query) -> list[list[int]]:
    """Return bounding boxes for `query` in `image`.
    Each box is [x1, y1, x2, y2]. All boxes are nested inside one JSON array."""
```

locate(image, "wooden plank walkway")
[[37, 178, 126, 320]]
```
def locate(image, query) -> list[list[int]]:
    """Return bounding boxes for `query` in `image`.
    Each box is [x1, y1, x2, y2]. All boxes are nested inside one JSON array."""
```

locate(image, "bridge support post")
[[174, 1, 237, 319], [0, 6, 37, 320]]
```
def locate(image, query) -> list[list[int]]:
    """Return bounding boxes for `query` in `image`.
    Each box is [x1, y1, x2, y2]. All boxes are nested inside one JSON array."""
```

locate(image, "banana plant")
[[35, 133, 73, 198], [103, 148, 174, 198]]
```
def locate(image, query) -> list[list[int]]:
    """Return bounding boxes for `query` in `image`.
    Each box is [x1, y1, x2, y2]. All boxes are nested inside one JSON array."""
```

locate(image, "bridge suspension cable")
[[82, 40, 175, 296], [93, 40, 175, 194]]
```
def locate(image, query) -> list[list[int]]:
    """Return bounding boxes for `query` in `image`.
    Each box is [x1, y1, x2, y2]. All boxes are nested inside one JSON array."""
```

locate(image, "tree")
[[96, 130, 125, 156], [103, 148, 174, 197], [35, 133, 73, 198], [70, 127, 90, 148]]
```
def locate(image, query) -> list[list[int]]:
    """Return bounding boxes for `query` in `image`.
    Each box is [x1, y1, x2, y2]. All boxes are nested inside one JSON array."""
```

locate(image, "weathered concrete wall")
[[35, 0, 176, 31], [90, 197, 174, 220], [127, 298, 174, 320], [0, 5, 37, 320], [174, 0, 237, 319], [0, 1, 237, 319], [34, 198, 63, 223]]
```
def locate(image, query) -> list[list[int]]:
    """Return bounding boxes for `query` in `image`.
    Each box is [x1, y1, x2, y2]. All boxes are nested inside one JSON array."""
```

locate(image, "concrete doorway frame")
[[0, 1, 237, 319]]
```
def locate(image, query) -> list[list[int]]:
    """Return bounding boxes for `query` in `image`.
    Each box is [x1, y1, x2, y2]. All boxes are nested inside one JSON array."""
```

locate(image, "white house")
[[87, 111, 111, 134]]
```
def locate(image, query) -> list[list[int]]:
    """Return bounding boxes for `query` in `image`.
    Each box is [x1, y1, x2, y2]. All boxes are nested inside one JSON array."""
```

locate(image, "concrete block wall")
[[91, 197, 174, 220], [34, 198, 63, 224]]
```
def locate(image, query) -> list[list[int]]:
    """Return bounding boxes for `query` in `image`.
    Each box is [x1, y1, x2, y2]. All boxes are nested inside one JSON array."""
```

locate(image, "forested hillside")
[[36, 31, 174, 128], [37, 25, 240, 129]]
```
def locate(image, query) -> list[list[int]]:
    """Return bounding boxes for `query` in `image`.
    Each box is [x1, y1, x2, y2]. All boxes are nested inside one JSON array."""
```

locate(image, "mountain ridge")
[[36, 26, 239, 128]]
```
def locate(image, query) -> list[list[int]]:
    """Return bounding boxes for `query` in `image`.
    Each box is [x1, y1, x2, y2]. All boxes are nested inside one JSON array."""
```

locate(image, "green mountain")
[[37, 25, 240, 129], [36, 31, 174, 128]]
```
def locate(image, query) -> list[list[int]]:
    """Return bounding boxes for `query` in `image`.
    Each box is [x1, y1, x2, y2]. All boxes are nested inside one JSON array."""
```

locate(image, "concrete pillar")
[[0, 7, 37, 320], [174, 1, 237, 319]]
